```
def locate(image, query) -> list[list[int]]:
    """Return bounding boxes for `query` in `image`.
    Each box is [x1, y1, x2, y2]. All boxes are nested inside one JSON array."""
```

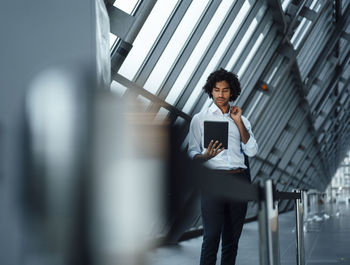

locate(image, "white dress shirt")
[[187, 103, 258, 170]]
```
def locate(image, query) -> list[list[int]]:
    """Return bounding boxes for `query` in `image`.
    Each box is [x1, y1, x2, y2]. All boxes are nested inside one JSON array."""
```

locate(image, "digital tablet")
[[204, 121, 228, 149]]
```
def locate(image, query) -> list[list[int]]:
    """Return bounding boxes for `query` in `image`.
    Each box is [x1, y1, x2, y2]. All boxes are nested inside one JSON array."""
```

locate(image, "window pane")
[[118, 0, 179, 80], [165, 0, 235, 105], [182, 0, 252, 114], [113, 0, 140, 15], [226, 4, 267, 72], [238, 20, 272, 77], [109, 33, 117, 48], [144, 0, 210, 94]]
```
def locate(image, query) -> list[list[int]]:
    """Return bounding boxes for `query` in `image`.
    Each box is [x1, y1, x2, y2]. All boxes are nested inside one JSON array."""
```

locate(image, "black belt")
[[215, 168, 246, 174]]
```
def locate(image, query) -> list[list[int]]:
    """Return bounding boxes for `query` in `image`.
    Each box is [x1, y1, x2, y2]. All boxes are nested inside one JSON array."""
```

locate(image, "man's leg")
[[200, 192, 224, 265], [220, 172, 249, 265], [220, 200, 247, 265]]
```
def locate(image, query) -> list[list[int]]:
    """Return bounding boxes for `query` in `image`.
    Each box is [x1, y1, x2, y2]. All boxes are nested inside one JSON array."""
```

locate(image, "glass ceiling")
[[108, 0, 350, 193]]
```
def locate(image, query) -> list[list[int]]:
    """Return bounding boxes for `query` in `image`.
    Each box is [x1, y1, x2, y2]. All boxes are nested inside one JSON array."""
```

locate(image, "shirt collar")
[[209, 102, 232, 114], [209, 103, 220, 113]]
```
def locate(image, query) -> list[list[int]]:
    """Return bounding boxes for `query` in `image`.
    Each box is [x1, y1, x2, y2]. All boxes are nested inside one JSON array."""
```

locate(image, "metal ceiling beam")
[[253, 52, 331, 188], [114, 73, 191, 122], [273, 127, 310, 186], [300, 7, 317, 21], [291, 63, 331, 178], [254, 54, 331, 185], [237, 28, 281, 110], [264, 0, 287, 34], [283, 142, 316, 188], [312, 52, 350, 117], [322, 109, 350, 152], [249, 155, 309, 186], [314, 68, 350, 138], [320, 102, 350, 153], [107, 4, 135, 40], [304, 4, 350, 90], [341, 31, 350, 43], [110, 0, 157, 75], [324, 109, 350, 176], [284, 0, 308, 38]]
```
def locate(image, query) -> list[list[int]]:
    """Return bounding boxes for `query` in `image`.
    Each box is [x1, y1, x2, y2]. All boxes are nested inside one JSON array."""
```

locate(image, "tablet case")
[[204, 121, 228, 149]]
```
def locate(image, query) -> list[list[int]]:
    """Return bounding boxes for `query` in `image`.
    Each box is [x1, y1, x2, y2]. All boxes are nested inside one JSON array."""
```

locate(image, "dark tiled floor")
[[146, 203, 350, 265]]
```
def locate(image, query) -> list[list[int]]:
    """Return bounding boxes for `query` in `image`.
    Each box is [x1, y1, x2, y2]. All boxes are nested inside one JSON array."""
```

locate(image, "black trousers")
[[199, 170, 250, 265]]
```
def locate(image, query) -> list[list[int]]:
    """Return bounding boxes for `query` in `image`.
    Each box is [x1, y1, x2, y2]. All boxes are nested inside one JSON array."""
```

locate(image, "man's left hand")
[[230, 106, 242, 123]]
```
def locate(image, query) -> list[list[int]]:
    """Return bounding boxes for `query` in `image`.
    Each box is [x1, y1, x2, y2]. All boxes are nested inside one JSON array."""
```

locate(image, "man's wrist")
[[194, 153, 209, 161], [231, 116, 242, 124], [201, 153, 210, 161]]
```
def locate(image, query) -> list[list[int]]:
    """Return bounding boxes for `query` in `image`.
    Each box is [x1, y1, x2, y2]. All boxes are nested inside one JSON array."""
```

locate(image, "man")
[[187, 68, 258, 265]]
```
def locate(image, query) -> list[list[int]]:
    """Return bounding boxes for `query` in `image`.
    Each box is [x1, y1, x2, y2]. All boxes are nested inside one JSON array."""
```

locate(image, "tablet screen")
[[204, 121, 228, 149]]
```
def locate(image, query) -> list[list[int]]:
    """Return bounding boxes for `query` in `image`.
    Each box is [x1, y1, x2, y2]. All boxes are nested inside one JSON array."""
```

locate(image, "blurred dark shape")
[[165, 125, 201, 244], [24, 65, 94, 265]]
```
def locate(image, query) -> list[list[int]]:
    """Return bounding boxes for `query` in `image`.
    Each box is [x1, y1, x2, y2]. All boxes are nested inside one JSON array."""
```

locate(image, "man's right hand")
[[194, 140, 224, 161], [205, 140, 224, 160]]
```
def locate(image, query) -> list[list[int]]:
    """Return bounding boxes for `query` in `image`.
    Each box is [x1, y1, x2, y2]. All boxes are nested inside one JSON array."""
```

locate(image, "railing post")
[[310, 193, 317, 216], [302, 191, 308, 232], [258, 179, 280, 265], [295, 191, 305, 265]]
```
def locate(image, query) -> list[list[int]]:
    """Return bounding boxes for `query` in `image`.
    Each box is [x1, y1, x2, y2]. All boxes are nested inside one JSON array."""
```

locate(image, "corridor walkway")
[[146, 203, 350, 264]]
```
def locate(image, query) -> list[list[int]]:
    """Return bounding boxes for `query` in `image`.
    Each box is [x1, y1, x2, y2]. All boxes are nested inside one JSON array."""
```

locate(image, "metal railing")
[[191, 169, 305, 265], [302, 190, 328, 232]]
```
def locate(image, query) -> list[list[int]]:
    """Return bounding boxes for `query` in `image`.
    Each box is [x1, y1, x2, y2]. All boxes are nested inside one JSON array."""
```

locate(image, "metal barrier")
[[302, 190, 327, 231], [295, 191, 305, 265], [258, 180, 280, 265], [258, 181, 304, 265], [193, 171, 305, 265]]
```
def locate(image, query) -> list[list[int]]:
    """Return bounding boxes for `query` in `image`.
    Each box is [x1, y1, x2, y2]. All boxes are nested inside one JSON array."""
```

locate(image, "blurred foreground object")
[[25, 66, 168, 265], [0, 0, 111, 264], [25, 66, 92, 265], [90, 94, 168, 265]]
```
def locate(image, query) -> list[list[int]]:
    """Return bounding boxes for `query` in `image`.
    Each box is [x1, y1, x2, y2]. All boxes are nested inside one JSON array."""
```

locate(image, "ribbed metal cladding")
[[102, 0, 350, 242]]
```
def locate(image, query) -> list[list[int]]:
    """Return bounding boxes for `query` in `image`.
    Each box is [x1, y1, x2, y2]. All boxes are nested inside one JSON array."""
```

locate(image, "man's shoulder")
[[192, 107, 209, 119], [241, 114, 248, 121]]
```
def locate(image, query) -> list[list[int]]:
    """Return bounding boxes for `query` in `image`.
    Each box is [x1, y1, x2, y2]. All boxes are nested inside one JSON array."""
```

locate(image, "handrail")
[[114, 73, 192, 122], [275, 190, 301, 200]]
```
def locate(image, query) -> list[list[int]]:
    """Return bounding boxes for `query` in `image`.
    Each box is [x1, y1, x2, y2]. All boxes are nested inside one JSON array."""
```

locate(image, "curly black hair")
[[202, 68, 241, 102]]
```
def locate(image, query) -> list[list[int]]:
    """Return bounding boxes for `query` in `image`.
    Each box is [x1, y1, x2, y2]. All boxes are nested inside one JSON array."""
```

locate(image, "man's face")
[[211, 80, 231, 108]]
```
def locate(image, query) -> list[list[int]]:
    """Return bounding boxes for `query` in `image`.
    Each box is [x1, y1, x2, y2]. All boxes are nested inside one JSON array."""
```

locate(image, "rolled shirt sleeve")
[[240, 116, 258, 157], [187, 114, 202, 159]]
